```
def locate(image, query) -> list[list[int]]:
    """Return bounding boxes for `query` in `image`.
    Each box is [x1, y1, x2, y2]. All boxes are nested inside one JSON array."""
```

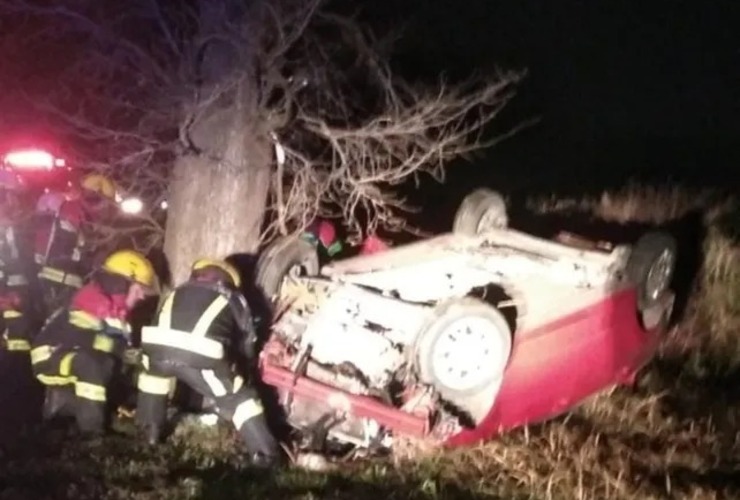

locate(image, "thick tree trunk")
[[163, 110, 272, 285], [163, 0, 271, 285]]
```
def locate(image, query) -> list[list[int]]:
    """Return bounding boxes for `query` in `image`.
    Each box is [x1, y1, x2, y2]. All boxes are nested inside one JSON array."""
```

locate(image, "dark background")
[[359, 0, 740, 204]]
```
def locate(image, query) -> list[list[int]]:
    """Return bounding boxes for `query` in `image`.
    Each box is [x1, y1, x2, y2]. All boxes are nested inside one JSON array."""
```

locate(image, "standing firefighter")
[[0, 170, 36, 354], [30, 249, 157, 436], [34, 173, 118, 313], [135, 259, 281, 467]]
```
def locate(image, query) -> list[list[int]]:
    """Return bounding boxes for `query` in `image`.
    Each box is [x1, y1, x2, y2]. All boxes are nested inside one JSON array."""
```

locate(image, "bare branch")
[[1, 0, 530, 255]]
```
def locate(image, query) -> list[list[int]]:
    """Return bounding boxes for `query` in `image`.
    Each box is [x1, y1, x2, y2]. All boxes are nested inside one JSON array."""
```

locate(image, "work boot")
[[248, 451, 282, 470], [42, 387, 74, 421]]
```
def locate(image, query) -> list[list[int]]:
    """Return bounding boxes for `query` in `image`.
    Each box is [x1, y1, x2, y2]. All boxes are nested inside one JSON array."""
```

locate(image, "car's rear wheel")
[[414, 297, 512, 424], [452, 188, 508, 235], [255, 236, 320, 299], [626, 231, 677, 311]]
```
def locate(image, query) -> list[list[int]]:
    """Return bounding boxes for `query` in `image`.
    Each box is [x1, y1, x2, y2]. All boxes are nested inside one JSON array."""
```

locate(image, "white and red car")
[[254, 188, 677, 452]]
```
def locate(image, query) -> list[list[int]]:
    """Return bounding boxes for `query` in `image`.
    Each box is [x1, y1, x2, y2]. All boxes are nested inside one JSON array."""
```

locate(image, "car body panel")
[[261, 225, 673, 449], [445, 286, 665, 447]]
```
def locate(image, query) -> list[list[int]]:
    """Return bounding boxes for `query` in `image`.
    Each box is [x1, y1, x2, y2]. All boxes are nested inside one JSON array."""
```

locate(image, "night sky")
[[360, 0, 740, 196]]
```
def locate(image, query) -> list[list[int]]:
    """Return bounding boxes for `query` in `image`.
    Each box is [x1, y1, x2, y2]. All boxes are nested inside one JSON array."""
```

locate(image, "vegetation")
[[1, 185, 739, 499]]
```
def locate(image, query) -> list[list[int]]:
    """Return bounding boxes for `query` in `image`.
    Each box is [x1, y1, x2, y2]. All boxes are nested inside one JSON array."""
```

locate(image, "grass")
[[2, 185, 740, 499]]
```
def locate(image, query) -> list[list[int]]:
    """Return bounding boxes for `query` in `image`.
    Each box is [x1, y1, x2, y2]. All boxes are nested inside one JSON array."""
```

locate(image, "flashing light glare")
[[120, 197, 143, 214], [160, 200, 168, 210], [4, 149, 55, 170]]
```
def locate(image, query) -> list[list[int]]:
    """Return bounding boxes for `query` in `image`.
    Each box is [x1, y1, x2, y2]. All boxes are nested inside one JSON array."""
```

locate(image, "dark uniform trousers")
[[137, 358, 276, 457], [135, 284, 278, 459]]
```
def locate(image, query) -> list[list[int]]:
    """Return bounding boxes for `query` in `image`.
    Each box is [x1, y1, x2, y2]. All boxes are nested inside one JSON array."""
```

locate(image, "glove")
[[123, 347, 143, 366]]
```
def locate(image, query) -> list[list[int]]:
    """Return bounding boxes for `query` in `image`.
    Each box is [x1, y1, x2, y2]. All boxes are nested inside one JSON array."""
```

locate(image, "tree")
[[0, 0, 528, 284]]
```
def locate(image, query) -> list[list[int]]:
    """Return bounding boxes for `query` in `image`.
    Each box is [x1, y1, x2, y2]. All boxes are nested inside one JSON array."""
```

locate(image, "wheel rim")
[[645, 249, 674, 301], [476, 208, 507, 234], [276, 259, 314, 298], [430, 316, 509, 392]]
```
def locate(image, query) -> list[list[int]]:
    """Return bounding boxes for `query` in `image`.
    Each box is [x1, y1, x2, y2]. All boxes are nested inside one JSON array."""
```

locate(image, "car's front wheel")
[[452, 188, 509, 235], [414, 297, 512, 424], [255, 236, 320, 300]]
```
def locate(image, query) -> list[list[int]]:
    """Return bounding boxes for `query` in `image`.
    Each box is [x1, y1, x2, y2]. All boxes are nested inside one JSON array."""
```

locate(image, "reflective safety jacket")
[[0, 217, 34, 350], [34, 197, 88, 287], [0, 220, 30, 293], [30, 282, 132, 364], [140, 280, 255, 369]]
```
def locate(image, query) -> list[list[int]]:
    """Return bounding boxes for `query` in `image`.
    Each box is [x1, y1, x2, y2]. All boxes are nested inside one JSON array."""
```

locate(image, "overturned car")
[[254, 188, 677, 452]]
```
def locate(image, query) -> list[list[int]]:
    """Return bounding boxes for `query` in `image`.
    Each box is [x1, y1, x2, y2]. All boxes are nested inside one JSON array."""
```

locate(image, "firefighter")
[[135, 258, 281, 467], [358, 233, 390, 256], [34, 173, 118, 313], [30, 249, 157, 437], [301, 218, 343, 259], [0, 170, 36, 354]]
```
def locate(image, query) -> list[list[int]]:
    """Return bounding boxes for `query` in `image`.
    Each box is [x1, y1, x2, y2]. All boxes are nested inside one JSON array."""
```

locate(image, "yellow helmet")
[[102, 249, 157, 289], [81, 173, 117, 200], [191, 258, 241, 288]]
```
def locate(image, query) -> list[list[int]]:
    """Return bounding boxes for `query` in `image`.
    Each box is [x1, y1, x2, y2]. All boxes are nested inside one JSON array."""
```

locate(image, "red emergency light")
[[3, 149, 66, 170]]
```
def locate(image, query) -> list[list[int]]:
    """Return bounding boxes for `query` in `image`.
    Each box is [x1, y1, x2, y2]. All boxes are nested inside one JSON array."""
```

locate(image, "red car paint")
[[259, 285, 668, 447]]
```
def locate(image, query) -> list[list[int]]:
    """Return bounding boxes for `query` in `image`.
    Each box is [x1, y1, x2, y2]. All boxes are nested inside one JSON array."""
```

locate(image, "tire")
[[626, 231, 677, 311], [414, 297, 512, 424], [452, 188, 508, 235], [255, 236, 320, 299]]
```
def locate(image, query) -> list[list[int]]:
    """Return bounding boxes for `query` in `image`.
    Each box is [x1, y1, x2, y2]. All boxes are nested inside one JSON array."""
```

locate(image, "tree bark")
[[163, 107, 271, 285], [163, 0, 270, 286]]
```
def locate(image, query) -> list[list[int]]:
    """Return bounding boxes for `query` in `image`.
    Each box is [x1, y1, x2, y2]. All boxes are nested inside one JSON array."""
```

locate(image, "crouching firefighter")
[[30, 249, 157, 436], [135, 258, 281, 467]]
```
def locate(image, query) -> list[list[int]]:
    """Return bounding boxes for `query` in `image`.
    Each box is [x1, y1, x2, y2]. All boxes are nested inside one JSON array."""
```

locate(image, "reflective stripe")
[[69, 311, 103, 330], [59, 352, 76, 377], [3, 310, 21, 319], [6, 274, 28, 287], [158, 293, 175, 328], [31, 346, 54, 364], [326, 240, 343, 257], [37, 374, 74, 386], [92, 334, 115, 354], [201, 370, 228, 397], [137, 372, 173, 395], [3, 227, 19, 260], [141, 326, 224, 359], [233, 375, 244, 393], [38, 267, 83, 288], [75, 382, 106, 402], [106, 318, 130, 335], [232, 399, 264, 429], [192, 296, 229, 337], [59, 219, 77, 232], [6, 339, 30, 351]]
